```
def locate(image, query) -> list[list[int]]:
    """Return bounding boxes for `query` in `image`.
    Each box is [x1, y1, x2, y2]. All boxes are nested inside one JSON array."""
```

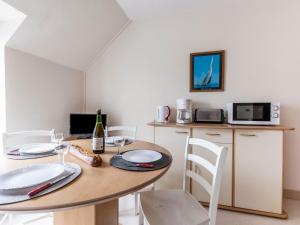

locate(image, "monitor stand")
[[77, 134, 92, 139], [65, 134, 92, 141]]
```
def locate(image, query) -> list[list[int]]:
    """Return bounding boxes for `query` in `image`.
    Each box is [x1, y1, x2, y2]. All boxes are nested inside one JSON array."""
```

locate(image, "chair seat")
[[140, 189, 209, 225]]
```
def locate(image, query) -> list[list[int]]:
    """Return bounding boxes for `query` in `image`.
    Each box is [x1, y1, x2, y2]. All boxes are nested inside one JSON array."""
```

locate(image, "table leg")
[[54, 199, 118, 225]]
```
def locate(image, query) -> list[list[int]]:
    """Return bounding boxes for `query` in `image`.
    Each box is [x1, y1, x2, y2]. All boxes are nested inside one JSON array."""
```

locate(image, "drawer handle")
[[206, 133, 221, 136], [240, 133, 257, 137], [175, 131, 189, 134]]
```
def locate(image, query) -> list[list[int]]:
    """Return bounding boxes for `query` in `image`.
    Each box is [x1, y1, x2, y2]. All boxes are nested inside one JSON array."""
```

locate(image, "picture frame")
[[190, 50, 225, 92]]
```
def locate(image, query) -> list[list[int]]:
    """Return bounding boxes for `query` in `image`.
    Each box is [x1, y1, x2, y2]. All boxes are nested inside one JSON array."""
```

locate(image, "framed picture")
[[190, 50, 225, 92]]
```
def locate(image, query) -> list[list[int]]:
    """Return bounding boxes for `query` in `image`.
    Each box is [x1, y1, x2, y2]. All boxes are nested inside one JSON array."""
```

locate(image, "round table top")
[[0, 140, 172, 213]]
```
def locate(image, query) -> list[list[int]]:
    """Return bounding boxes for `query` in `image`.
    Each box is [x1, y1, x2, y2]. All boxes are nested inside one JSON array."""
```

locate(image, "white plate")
[[0, 163, 65, 191], [19, 143, 57, 155], [122, 150, 162, 163]]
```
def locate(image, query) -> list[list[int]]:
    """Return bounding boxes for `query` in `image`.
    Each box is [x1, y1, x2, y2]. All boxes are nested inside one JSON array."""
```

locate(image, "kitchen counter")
[[148, 121, 294, 131]]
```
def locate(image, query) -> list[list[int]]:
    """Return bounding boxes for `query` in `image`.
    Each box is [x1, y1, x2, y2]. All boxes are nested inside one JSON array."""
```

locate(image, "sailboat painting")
[[190, 51, 224, 92]]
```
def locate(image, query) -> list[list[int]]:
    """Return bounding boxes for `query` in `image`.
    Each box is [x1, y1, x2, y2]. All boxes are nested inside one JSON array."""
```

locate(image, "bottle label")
[[92, 138, 104, 150]]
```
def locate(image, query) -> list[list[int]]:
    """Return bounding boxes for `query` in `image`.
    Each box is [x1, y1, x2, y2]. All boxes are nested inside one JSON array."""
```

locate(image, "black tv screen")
[[70, 114, 107, 135]]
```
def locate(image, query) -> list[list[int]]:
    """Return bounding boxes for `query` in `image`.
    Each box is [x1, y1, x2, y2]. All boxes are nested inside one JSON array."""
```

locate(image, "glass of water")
[[53, 132, 68, 164], [114, 137, 125, 155]]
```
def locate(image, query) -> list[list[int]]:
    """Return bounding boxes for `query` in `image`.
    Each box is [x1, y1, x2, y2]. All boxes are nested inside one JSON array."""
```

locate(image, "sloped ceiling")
[[3, 0, 129, 70], [0, 0, 25, 22], [116, 0, 227, 20], [0, 1, 25, 44]]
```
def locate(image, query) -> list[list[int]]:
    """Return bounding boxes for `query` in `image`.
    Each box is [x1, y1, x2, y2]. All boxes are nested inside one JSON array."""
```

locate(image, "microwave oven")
[[227, 102, 280, 125]]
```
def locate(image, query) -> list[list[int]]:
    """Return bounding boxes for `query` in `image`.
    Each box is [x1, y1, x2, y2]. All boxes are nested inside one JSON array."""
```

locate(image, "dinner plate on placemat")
[[122, 150, 162, 163], [0, 163, 65, 194], [4, 144, 67, 160], [110, 150, 172, 172], [19, 143, 57, 155], [0, 163, 81, 205]]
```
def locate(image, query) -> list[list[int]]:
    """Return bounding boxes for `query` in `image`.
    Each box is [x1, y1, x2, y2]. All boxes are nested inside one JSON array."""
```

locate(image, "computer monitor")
[[69, 113, 107, 135]]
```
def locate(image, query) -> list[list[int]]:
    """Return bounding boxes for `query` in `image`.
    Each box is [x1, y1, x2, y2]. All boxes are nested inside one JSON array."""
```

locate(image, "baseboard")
[[201, 202, 288, 219], [284, 189, 300, 200]]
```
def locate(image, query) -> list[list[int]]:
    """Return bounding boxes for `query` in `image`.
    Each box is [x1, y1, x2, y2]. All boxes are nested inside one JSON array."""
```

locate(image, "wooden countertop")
[[148, 122, 294, 131]]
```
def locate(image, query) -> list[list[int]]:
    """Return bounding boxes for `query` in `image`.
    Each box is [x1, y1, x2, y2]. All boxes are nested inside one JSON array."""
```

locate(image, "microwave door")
[[233, 103, 271, 122]]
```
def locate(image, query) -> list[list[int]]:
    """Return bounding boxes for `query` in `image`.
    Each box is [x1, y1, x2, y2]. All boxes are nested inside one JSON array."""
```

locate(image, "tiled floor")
[[1, 197, 300, 225]]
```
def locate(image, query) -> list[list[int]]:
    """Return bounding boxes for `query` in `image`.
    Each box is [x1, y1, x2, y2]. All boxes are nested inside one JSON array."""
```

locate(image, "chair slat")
[[5, 130, 54, 139], [106, 126, 137, 140], [189, 138, 222, 156], [188, 154, 216, 175], [186, 170, 212, 195]]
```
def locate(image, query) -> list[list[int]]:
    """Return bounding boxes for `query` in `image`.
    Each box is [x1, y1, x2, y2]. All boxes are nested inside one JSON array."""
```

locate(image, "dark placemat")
[[110, 150, 172, 172]]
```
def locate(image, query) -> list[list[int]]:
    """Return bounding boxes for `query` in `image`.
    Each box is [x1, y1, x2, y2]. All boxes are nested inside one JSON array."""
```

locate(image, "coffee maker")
[[176, 98, 192, 124]]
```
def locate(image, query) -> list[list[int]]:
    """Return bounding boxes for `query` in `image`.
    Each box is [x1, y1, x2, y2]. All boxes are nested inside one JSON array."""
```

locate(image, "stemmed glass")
[[113, 137, 125, 155], [53, 132, 68, 164]]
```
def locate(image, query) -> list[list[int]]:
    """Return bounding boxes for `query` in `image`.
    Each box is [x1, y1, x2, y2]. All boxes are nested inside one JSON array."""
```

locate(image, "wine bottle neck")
[[96, 114, 102, 124]]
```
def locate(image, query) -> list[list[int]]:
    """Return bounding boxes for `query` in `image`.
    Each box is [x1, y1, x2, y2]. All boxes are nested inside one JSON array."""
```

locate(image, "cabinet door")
[[154, 127, 190, 190], [235, 130, 283, 213], [191, 128, 233, 206]]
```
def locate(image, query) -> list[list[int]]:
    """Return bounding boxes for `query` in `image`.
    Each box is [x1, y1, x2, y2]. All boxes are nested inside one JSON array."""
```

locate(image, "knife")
[[27, 172, 74, 197], [126, 163, 155, 168]]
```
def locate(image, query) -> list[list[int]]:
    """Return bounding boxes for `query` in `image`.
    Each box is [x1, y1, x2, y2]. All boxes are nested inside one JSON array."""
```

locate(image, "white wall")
[[5, 47, 84, 136], [0, 4, 26, 147], [86, 0, 300, 191]]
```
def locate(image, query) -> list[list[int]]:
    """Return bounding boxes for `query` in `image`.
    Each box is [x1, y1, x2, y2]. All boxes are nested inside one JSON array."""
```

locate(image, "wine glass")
[[53, 132, 68, 164], [114, 137, 125, 155]]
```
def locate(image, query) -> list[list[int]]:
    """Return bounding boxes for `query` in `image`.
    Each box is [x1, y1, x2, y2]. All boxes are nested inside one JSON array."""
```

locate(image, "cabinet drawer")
[[193, 128, 233, 144]]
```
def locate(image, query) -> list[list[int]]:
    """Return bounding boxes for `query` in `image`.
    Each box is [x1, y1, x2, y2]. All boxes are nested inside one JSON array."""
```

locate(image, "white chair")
[[106, 126, 149, 215], [1, 129, 55, 225], [105, 126, 137, 140], [139, 136, 227, 225], [2, 129, 55, 151]]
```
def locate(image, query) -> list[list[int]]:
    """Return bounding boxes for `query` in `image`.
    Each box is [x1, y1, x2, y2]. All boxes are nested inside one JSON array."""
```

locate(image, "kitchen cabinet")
[[234, 129, 283, 213], [150, 122, 293, 219], [154, 127, 191, 190]]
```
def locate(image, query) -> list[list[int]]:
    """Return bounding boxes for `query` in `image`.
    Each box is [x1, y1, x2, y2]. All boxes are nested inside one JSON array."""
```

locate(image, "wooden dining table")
[[0, 139, 172, 225]]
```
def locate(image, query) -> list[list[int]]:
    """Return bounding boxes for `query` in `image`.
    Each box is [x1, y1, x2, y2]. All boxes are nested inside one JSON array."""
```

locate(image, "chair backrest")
[[183, 136, 227, 225], [2, 129, 55, 151], [105, 126, 137, 140]]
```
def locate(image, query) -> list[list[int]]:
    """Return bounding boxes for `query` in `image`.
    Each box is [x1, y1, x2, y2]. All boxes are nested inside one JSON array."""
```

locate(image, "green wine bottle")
[[92, 109, 105, 154]]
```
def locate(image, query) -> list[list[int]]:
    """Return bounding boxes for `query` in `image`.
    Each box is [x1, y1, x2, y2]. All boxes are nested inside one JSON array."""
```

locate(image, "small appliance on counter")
[[227, 102, 280, 125], [156, 106, 171, 123], [194, 108, 224, 123], [176, 98, 192, 124]]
